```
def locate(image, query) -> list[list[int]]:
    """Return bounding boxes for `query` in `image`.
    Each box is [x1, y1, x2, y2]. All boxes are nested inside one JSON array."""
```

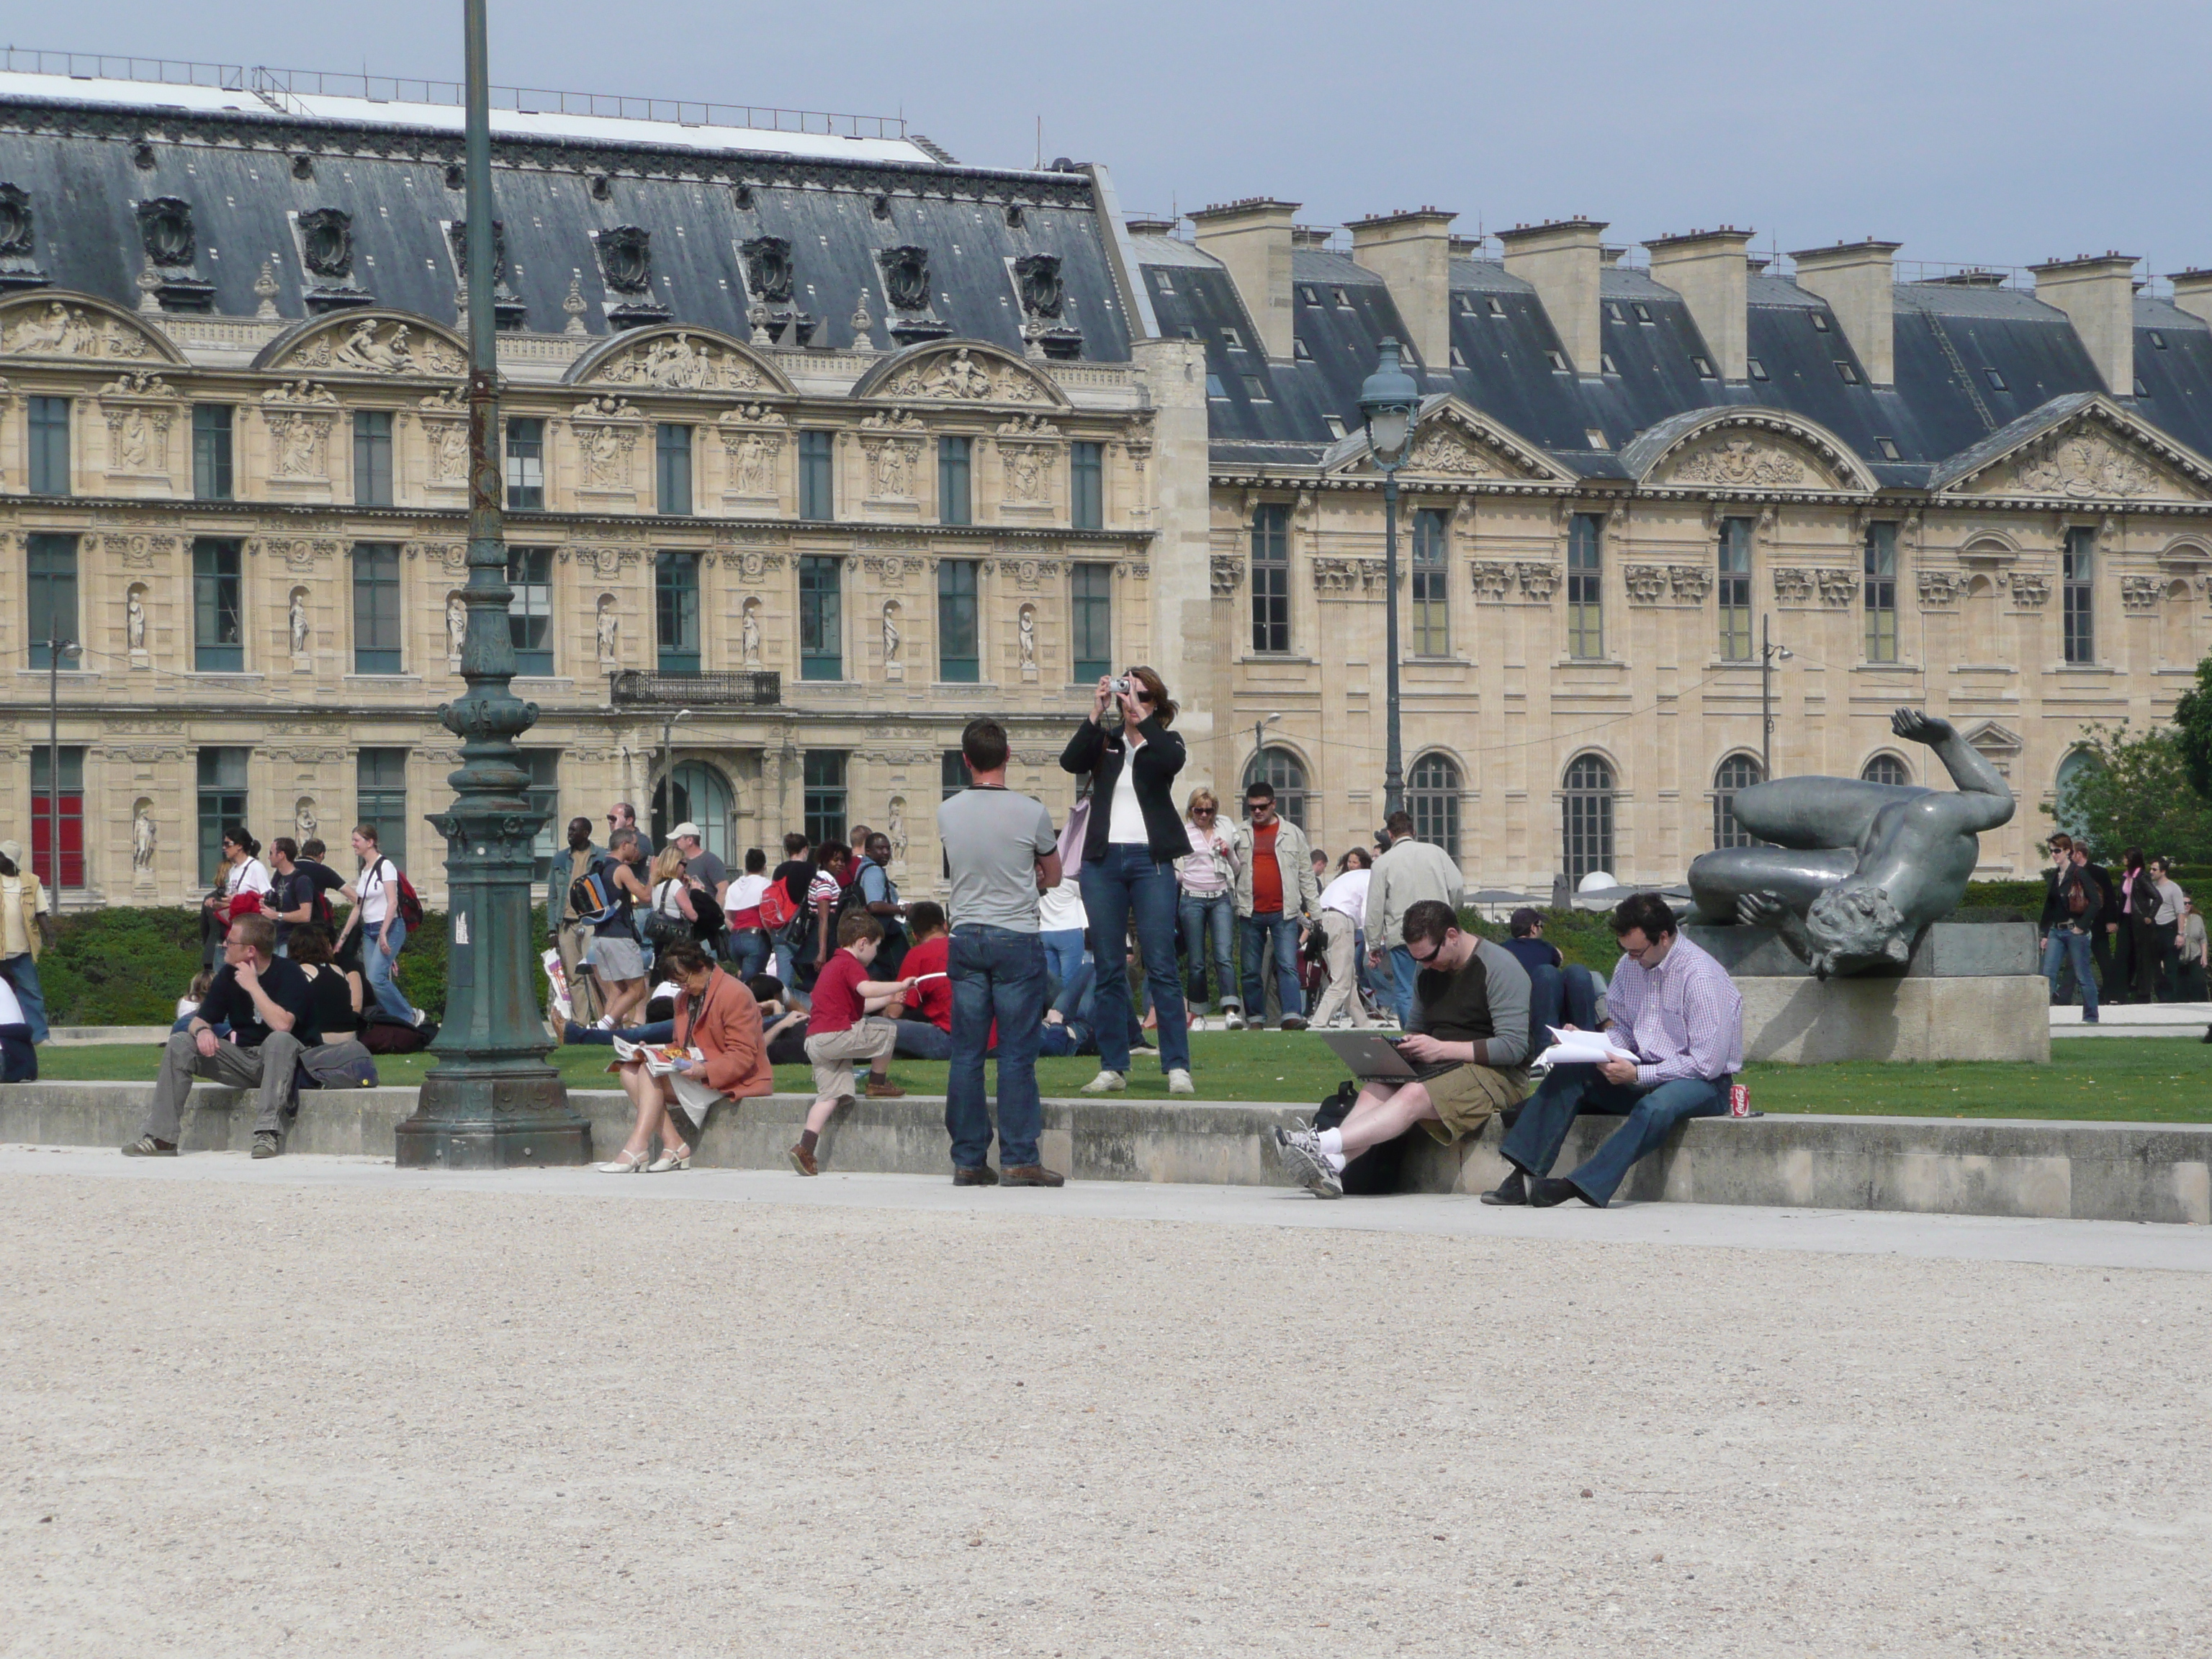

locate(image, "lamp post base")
[[395, 1071, 591, 1169]]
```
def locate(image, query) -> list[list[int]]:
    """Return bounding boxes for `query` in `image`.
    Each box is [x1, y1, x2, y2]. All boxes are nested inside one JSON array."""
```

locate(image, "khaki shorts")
[[804, 1017, 899, 1102], [1416, 1063, 1530, 1144]]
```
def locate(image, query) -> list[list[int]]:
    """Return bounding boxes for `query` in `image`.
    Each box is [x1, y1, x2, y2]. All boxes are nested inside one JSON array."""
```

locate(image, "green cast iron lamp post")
[[1358, 338, 1420, 818]]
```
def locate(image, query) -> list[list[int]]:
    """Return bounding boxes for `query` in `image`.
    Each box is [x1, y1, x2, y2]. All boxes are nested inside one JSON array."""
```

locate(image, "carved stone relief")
[[1996, 429, 2167, 500], [1014, 253, 1064, 318], [1312, 557, 1390, 594], [98, 371, 176, 476], [260, 381, 340, 481], [740, 236, 794, 303], [571, 395, 643, 491], [590, 331, 764, 392], [287, 317, 464, 377], [1470, 561, 1560, 602], [858, 553, 925, 588], [2121, 574, 2164, 611], [297, 207, 354, 278], [1815, 568, 1860, 606], [418, 385, 469, 485], [875, 346, 1045, 404], [1916, 569, 1964, 608], [3, 300, 156, 359], [1622, 565, 1669, 603], [1670, 564, 1713, 601], [1010, 558, 1064, 590], [1210, 554, 1244, 597], [2000, 571, 2051, 608], [1664, 439, 1809, 489], [595, 226, 653, 295], [1405, 427, 1499, 479], [1771, 567, 1813, 604], [878, 246, 931, 313]]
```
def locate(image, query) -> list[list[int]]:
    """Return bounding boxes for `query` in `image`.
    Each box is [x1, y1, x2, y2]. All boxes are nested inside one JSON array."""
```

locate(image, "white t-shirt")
[[652, 878, 690, 920], [725, 872, 770, 921], [0, 973, 23, 1027], [356, 858, 399, 926], [1037, 878, 1088, 935], [1107, 754, 1146, 844], [1320, 868, 1372, 922], [227, 857, 273, 899]]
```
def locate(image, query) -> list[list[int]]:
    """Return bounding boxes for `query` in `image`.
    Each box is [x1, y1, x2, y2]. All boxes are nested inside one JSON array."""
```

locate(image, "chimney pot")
[[1498, 218, 1610, 376], [2030, 253, 2139, 396], [1348, 207, 1460, 370], [1644, 227, 1756, 380]]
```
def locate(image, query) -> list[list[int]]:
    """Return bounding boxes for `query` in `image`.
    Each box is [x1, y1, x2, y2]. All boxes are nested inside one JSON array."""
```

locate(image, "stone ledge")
[[1, 1083, 2205, 1225], [1685, 922, 2037, 979]]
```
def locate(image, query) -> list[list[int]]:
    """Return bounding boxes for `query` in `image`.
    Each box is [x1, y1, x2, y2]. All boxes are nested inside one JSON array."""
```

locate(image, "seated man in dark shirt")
[[1503, 907, 1599, 1044], [1272, 899, 1532, 1198], [124, 912, 319, 1160]]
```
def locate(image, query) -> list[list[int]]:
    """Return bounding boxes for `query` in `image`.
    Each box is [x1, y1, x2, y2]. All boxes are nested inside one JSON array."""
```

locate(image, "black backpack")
[[1311, 1079, 1411, 1197]]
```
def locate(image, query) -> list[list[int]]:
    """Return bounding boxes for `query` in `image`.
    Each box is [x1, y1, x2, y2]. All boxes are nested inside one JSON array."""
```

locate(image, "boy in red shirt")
[[793, 912, 916, 1175], [891, 902, 955, 1060]]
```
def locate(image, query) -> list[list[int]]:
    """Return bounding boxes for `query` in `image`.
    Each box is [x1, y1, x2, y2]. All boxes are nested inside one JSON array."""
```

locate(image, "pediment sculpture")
[[1, 298, 163, 361], [281, 316, 467, 377], [1663, 438, 1813, 489], [874, 346, 1047, 405], [588, 331, 766, 392], [1979, 428, 2182, 501]]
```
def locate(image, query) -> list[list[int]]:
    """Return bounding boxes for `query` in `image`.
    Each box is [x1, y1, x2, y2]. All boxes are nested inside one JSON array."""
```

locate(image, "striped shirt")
[[1606, 932, 1743, 1086]]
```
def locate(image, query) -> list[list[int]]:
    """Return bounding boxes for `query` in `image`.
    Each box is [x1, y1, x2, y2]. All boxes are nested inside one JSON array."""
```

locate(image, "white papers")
[[1534, 1025, 1638, 1069], [610, 1037, 702, 1076]]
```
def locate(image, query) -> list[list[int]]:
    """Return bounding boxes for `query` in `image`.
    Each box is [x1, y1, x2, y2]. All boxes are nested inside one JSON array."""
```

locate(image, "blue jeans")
[[1525, 963, 1601, 1048], [2041, 927, 2100, 1017], [1178, 892, 1237, 1012], [946, 925, 1048, 1171], [1387, 945, 1419, 1027], [1501, 1065, 1731, 1206], [562, 1018, 677, 1046], [729, 928, 771, 982], [894, 1017, 953, 1060], [1079, 846, 1190, 1074], [1040, 927, 1088, 1007], [1240, 912, 1305, 1025], [2, 954, 48, 1043], [364, 922, 421, 1025]]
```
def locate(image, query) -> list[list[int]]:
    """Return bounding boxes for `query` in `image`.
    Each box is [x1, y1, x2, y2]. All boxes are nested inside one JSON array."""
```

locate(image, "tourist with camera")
[[1060, 667, 1193, 1096]]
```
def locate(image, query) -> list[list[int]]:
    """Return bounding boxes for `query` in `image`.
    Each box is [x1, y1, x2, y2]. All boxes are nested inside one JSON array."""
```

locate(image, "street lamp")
[[395, 0, 587, 1168], [1760, 615, 1794, 780], [1358, 339, 1421, 817], [44, 635, 78, 902], [660, 708, 692, 835]]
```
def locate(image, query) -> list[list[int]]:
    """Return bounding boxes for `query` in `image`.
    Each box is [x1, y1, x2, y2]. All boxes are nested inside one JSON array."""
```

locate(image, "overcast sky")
[[33, 0, 2212, 276]]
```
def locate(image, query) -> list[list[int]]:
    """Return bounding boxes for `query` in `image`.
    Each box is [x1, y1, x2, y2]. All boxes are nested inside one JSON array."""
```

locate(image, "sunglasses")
[[1407, 940, 1442, 965], [1194, 808, 1217, 817]]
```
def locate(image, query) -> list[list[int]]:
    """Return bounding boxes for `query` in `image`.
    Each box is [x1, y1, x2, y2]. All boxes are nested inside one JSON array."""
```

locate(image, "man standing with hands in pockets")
[[939, 717, 1065, 1186]]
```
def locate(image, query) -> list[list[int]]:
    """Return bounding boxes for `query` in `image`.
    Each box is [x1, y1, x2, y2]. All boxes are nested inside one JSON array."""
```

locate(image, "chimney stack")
[[1348, 207, 1458, 370], [1189, 198, 1300, 360], [1498, 219, 1608, 376], [2030, 253, 2139, 396], [1789, 239, 1901, 387], [2167, 269, 2212, 329], [1644, 228, 1755, 380]]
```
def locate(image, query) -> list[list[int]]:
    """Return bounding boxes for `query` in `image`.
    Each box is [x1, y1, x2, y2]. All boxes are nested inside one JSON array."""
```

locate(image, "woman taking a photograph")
[[598, 939, 773, 1173], [1060, 666, 1192, 1096]]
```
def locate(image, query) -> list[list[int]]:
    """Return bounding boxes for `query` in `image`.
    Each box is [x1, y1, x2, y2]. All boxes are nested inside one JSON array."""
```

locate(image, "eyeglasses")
[[1407, 940, 1442, 965]]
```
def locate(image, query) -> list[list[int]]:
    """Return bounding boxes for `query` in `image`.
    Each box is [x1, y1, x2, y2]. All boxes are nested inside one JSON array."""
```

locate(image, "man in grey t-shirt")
[[937, 718, 1064, 1187]]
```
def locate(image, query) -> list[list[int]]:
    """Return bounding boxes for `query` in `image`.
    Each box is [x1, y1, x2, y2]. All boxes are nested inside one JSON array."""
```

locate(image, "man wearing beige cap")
[[669, 823, 728, 907], [0, 839, 51, 1045]]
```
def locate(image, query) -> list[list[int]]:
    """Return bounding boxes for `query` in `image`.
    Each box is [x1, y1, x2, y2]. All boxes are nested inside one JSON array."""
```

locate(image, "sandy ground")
[[3, 1153, 2208, 1658]]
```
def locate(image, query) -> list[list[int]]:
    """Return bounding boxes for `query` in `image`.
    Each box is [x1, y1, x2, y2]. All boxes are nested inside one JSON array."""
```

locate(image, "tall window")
[[1717, 517, 1753, 661], [351, 544, 403, 674], [28, 396, 69, 495], [353, 410, 394, 506], [803, 751, 848, 849], [938, 559, 980, 683], [799, 556, 842, 680], [505, 417, 544, 510], [655, 552, 701, 673], [1861, 753, 1910, 787], [1712, 754, 1764, 848], [1568, 512, 1604, 660], [1071, 564, 1112, 684], [1242, 747, 1309, 830], [192, 405, 233, 500], [1410, 508, 1450, 656], [356, 749, 408, 867], [655, 423, 693, 516], [523, 750, 559, 882], [1562, 754, 1616, 882], [1251, 503, 1290, 653], [192, 539, 244, 672], [1071, 440, 1103, 529], [799, 430, 835, 521], [2064, 527, 2095, 663], [941, 750, 968, 800], [1863, 521, 1898, 662], [197, 747, 249, 886], [30, 746, 84, 889], [1407, 752, 1462, 858], [2052, 749, 2095, 838], [26, 534, 78, 668], [508, 547, 553, 675], [653, 762, 734, 860], [939, 435, 972, 526]]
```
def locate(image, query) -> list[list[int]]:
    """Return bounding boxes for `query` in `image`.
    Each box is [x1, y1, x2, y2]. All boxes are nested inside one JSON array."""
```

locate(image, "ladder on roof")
[[1918, 308, 1998, 433]]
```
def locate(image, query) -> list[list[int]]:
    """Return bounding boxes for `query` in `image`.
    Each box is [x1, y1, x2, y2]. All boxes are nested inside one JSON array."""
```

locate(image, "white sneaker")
[[594, 1014, 617, 1031], [1166, 1069, 1195, 1095], [1223, 1010, 1246, 1031], [1188, 1015, 1208, 1033], [1080, 1070, 1127, 1094], [1269, 1125, 1343, 1198]]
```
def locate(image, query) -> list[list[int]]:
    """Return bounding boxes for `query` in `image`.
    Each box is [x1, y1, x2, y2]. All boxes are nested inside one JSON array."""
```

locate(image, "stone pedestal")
[[1682, 922, 2049, 1064]]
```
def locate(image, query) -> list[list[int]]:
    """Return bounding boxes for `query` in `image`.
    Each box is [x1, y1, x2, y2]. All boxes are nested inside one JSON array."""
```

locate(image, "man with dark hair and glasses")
[[1485, 891, 1743, 1209], [1271, 898, 1530, 1199]]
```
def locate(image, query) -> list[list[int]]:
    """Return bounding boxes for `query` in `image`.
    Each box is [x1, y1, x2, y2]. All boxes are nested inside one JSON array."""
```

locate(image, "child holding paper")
[[791, 912, 918, 1175]]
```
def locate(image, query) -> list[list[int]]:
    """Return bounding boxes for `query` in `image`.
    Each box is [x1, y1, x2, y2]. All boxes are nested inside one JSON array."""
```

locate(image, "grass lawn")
[[22, 1033, 2212, 1123]]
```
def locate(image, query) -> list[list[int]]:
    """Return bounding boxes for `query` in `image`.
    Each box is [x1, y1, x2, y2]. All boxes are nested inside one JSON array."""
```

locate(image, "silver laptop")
[[1318, 1030, 1455, 1081]]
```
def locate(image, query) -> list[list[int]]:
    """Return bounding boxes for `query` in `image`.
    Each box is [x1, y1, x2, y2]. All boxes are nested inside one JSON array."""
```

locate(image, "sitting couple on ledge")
[[1271, 892, 1743, 1207]]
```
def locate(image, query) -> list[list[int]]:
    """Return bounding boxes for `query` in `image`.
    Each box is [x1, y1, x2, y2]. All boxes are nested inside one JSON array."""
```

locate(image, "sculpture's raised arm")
[[1892, 709, 2014, 829]]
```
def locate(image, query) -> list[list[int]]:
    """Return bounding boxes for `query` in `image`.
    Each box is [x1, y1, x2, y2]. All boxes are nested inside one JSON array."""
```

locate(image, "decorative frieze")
[[1815, 568, 1859, 606], [2121, 574, 2164, 611], [1210, 554, 1244, 596], [1470, 561, 1560, 602], [1312, 556, 1390, 594], [259, 380, 339, 482], [1916, 569, 1964, 608], [2002, 571, 2051, 608]]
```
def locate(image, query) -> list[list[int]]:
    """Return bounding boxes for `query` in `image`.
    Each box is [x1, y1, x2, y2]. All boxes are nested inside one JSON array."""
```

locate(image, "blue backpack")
[[568, 857, 625, 928]]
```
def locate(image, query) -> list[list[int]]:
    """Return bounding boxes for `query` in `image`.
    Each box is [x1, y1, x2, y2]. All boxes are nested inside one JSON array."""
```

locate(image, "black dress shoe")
[[953, 1165, 999, 1187], [1480, 1169, 1527, 1206], [1529, 1176, 1599, 1208]]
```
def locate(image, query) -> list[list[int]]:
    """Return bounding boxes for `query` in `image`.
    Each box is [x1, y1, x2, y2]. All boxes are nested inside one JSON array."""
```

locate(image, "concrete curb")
[[3, 1082, 2207, 1225]]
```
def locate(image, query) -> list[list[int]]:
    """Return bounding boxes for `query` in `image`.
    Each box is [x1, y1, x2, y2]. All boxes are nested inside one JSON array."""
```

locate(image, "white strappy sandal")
[[596, 1148, 650, 1173]]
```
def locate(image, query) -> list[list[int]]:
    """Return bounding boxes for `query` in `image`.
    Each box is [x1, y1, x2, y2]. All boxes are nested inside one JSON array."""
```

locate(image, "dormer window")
[[1179, 325, 1200, 341], [1242, 374, 1269, 401], [1810, 312, 1832, 333], [1449, 346, 1467, 367], [1601, 353, 1619, 374], [1205, 373, 1227, 399], [1152, 270, 1176, 295], [1455, 294, 1475, 314], [1691, 354, 1717, 379], [1298, 285, 1320, 305], [1632, 302, 1654, 324], [1221, 327, 1245, 351], [1586, 427, 1608, 449], [1485, 297, 1506, 318], [1606, 302, 1625, 322], [1293, 338, 1312, 361], [1324, 415, 1345, 439], [1876, 436, 1902, 459], [1983, 367, 2008, 391], [1836, 360, 1863, 385], [1331, 286, 1351, 307], [2149, 330, 2169, 349], [1748, 357, 1768, 382]]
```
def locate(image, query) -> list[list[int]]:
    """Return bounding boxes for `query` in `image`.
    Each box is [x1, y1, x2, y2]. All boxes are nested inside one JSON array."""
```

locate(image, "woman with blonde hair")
[[1176, 785, 1239, 1029]]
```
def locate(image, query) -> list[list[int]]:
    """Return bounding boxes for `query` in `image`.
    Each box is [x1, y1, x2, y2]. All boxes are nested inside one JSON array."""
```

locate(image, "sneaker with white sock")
[[1269, 1125, 1342, 1198], [1080, 1070, 1126, 1094], [1223, 1009, 1246, 1031], [1166, 1068, 1194, 1095]]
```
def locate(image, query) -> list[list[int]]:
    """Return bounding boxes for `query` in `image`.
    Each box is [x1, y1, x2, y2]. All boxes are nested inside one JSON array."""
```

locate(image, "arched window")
[[1243, 746, 1309, 830], [1712, 754, 1763, 848], [1562, 755, 1615, 882], [652, 760, 735, 859], [2054, 748, 2099, 841], [1407, 753, 1462, 859], [1861, 753, 1910, 788]]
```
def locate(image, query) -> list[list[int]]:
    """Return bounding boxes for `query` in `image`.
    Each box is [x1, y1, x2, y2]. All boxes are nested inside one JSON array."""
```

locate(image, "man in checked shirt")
[[1484, 891, 1744, 1208]]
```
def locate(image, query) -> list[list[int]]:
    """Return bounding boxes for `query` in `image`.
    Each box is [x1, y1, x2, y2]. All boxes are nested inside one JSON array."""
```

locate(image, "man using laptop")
[[1272, 899, 1532, 1198]]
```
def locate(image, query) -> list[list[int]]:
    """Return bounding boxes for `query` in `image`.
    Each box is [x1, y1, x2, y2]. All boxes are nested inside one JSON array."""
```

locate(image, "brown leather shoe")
[[1001, 1164, 1064, 1187], [787, 1142, 819, 1177], [953, 1164, 999, 1186], [865, 1076, 907, 1098]]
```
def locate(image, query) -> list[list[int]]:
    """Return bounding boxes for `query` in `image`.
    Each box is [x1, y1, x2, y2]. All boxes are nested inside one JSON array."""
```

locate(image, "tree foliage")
[[2046, 723, 2212, 865], [2175, 655, 2212, 802]]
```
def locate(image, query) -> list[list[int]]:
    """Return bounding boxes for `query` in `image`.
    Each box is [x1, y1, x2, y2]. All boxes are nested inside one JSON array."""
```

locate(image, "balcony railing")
[[608, 669, 781, 707]]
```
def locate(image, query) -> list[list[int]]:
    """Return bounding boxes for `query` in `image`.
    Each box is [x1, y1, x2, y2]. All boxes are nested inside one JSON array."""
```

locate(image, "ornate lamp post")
[[1759, 614, 1794, 781], [395, 0, 588, 1167], [1358, 339, 1421, 817]]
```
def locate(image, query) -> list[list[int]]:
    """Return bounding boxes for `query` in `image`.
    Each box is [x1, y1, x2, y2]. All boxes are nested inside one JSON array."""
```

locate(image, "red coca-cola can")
[[1728, 1082, 1752, 1118]]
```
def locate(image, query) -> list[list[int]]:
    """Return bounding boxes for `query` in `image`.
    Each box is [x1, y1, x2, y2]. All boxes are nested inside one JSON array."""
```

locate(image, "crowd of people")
[[2037, 835, 2207, 1017]]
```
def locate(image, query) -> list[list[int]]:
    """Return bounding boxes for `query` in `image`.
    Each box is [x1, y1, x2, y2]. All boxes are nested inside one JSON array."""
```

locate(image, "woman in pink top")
[[1176, 787, 1241, 1025]]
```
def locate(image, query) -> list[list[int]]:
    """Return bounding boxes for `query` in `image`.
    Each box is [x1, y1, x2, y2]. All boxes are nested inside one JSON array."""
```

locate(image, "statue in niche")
[[428, 419, 468, 482], [125, 587, 147, 652], [1004, 444, 1048, 504], [741, 599, 763, 668], [289, 590, 310, 657], [732, 431, 775, 496], [886, 796, 908, 866], [1017, 605, 1037, 668], [276, 417, 323, 479], [131, 801, 157, 873], [295, 798, 318, 841], [114, 408, 153, 472], [595, 595, 621, 668], [446, 594, 468, 661], [1686, 709, 2015, 978], [881, 601, 902, 666]]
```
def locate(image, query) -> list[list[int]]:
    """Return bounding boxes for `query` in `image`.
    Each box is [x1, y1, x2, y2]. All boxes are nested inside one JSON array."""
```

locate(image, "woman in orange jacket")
[[598, 938, 774, 1172]]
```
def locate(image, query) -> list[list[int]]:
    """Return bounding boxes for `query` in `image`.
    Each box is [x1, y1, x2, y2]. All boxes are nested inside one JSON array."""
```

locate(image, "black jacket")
[[2041, 864, 2098, 930], [1060, 715, 1189, 863]]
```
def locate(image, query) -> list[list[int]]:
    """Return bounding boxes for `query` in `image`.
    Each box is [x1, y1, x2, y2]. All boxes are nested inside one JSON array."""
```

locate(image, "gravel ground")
[[3, 1158, 2207, 1658]]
